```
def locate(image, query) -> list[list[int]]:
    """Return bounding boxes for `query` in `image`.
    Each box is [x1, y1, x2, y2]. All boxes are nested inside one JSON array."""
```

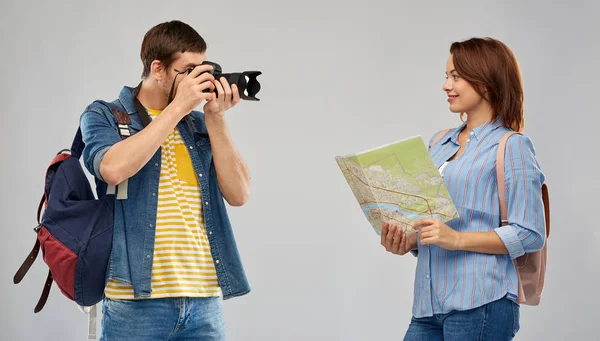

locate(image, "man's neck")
[[136, 79, 168, 111]]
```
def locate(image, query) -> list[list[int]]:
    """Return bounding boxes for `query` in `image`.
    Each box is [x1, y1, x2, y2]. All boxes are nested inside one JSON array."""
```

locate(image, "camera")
[[186, 61, 262, 101]]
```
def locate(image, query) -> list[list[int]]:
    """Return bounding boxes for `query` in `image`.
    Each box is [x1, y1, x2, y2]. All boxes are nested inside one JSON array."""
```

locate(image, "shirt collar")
[[118, 84, 140, 115], [447, 119, 504, 145]]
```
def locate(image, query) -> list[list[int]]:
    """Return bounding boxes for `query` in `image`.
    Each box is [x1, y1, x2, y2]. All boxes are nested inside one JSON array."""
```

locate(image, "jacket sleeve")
[[79, 105, 122, 182]]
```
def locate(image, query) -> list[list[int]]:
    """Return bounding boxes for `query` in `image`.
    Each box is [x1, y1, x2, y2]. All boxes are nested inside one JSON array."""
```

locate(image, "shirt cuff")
[[494, 225, 525, 259]]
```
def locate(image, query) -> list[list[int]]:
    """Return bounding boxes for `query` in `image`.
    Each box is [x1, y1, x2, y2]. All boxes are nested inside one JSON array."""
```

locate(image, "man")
[[80, 20, 251, 340]]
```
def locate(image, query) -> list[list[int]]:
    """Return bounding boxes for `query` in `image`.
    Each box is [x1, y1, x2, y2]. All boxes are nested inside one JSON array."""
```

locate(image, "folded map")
[[335, 136, 459, 235]]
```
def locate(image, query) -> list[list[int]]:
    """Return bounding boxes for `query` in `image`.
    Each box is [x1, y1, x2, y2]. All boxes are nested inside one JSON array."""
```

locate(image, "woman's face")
[[442, 55, 486, 115]]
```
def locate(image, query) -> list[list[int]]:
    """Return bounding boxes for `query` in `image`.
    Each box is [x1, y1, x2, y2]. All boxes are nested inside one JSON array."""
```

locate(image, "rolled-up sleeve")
[[79, 106, 121, 182], [494, 134, 546, 259]]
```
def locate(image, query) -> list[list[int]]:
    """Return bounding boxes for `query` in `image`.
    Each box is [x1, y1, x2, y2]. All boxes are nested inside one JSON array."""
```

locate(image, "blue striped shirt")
[[412, 119, 546, 318]]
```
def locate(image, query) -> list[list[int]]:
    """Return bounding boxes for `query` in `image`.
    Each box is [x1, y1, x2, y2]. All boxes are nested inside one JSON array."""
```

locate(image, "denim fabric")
[[79, 85, 250, 300], [100, 296, 225, 341], [403, 296, 520, 341]]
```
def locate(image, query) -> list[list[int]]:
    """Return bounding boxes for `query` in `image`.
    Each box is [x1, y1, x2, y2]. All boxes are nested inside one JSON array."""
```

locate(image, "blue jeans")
[[100, 296, 226, 341], [404, 296, 520, 341]]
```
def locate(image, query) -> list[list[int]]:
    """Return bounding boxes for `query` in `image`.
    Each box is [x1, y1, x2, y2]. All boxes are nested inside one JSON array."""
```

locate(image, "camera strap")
[[131, 82, 152, 128], [132, 79, 204, 138]]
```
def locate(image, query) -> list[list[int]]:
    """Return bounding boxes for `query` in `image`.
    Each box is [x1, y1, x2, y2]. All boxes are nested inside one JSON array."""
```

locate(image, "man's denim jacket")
[[79, 85, 250, 299]]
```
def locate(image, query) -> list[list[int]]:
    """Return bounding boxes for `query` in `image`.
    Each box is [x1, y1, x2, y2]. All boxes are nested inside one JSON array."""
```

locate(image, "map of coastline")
[[335, 136, 459, 235]]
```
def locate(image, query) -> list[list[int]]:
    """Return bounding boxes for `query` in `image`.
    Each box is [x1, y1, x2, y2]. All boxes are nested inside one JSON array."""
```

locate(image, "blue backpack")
[[14, 101, 131, 336]]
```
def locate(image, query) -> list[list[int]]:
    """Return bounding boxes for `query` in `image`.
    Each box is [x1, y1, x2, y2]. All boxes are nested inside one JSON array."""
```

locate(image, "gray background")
[[1, 0, 598, 340]]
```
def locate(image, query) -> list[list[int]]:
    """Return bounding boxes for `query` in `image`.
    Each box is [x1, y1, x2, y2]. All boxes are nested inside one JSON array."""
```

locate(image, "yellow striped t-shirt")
[[104, 108, 221, 299]]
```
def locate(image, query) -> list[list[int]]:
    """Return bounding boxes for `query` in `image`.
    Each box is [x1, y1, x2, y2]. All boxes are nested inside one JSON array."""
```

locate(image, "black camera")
[[187, 61, 262, 101]]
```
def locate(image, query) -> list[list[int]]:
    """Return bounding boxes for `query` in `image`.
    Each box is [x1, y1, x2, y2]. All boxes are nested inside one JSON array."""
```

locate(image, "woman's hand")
[[380, 222, 417, 255], [413, 218, 460, 251]]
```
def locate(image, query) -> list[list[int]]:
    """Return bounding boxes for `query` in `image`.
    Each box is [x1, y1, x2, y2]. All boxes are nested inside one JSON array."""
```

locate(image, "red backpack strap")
[[429, 129, 452, 150]]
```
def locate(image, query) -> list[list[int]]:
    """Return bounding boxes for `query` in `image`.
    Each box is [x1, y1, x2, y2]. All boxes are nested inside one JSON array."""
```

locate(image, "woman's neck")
[[464, 102, 494, 132]]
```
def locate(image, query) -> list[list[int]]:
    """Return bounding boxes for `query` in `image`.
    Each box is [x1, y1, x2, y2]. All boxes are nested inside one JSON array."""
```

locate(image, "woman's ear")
[[480, 86, 490, 100]]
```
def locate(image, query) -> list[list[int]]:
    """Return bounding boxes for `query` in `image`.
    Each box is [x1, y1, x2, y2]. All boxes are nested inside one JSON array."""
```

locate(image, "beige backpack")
[[430, 129, 550, 305]]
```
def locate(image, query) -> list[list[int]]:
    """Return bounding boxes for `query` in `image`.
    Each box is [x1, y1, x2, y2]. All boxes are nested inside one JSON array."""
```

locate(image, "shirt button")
[[155, 163, 158, 166], [149, 224, 153, 227], [189, 146, 194, 150], [215, 260, 220, 264], [470, 131, 475, 136], [466, 139, 470, 143], [198, 173, 203, 177], [426, 274, 430, 279], [146, 255, 151, 259], [152, 193, 156, 197], [209, 231, 213, 235], [205, 202, 209, 206]]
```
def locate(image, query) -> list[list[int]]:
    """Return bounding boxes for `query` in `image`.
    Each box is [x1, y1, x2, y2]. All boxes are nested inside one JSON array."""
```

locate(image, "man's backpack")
[[13, 100, 131, 338], [430, 129, 550, 306]]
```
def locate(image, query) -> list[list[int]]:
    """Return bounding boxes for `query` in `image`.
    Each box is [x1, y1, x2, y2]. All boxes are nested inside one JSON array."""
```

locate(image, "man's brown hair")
[[140, 20, 207, 78]]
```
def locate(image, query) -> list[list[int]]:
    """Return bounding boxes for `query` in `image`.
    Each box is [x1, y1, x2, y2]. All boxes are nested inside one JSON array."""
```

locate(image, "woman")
[[381, 37, 546, 340]]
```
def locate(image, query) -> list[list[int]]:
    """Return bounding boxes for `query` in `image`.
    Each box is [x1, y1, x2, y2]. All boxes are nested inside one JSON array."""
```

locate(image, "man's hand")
[[413, 218, 460, 251], [203, 77, 241, 117], [380, 222, 417, 255], [172, 64, 216, 116]]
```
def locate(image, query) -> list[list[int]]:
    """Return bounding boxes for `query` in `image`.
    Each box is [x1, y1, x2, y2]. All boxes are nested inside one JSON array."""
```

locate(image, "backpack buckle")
[[33, 224, 42, 233]]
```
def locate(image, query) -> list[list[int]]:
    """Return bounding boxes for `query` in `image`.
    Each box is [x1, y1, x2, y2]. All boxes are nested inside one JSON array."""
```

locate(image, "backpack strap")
[[92, 100, 133, 200], [13, 194, 45, 284], [88, 304, 98, 339], [496, 131, 550, 237], [93, 100, 132, 140], [14, 243, 54, 313], [541, 183, 550, 237], [34, 270, 54, 313], [76, 304, 98, 339], [429, 129, 452, 150], [71, 128, 85, 159], [496, 131, 520, 226]]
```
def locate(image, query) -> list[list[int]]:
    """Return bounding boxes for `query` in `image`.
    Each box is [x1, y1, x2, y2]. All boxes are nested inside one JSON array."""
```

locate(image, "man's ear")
[[151, 60, 165, 81]]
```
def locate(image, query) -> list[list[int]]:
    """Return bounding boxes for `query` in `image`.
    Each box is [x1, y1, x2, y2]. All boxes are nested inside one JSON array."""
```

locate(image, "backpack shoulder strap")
[[95, 100, 132, 139], [81, 100, 131, 200], [70, 100, 131, 159], [496, 131, 550, 237], [429, 129, 452, 150], [541, 183, 550, 237], [496, 131, 520, 226]]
